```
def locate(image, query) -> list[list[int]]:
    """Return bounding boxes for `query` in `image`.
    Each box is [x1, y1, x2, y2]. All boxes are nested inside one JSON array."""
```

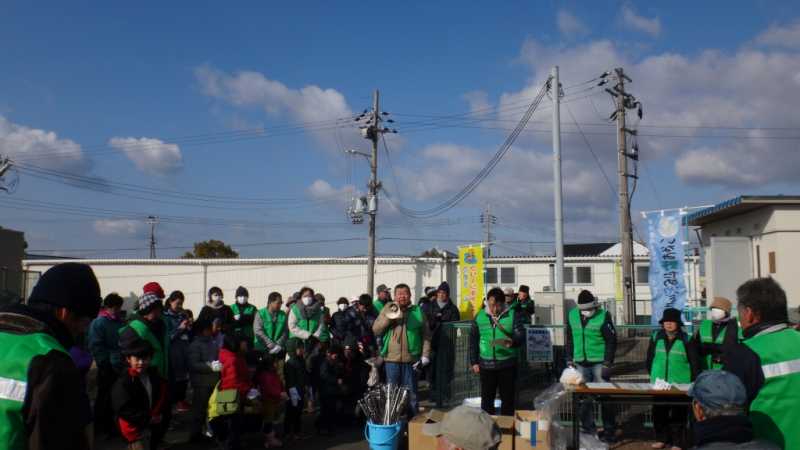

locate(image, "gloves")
[[289, 387, 301, 407], [246, 388, 261, 400], [269, 345, 283, 355], [420, 356, 430, 366], [234, 314, 241, 321], [210, 360, 222, 372]]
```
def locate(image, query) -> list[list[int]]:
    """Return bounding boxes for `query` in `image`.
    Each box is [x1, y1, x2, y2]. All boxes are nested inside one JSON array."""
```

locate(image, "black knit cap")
[[29, 263, 102, 318], [659, 307, 683, 325]]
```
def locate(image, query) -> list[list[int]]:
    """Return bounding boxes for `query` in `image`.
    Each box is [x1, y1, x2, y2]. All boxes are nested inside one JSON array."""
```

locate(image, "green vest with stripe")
[[698, 319, 742, 369], [125, 319, 169, 379], [380, 305, 424, 358], [744, 326, 800, 450], [0, 332, 67, 450], [231, 303, 257, 340], [568, 308, 607, 363], [254, 308, 287, 351], [475, 308, 517, 361], [374, 299, 387, 314], [289, 304, 330, 342], [649, 333, 692, 384]]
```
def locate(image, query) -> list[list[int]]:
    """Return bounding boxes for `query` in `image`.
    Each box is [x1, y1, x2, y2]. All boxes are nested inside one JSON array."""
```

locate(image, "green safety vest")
[[289, 304, 330, 342], [381, 305, 424, 358], [254, 308, 287, 351], [568, 308, 607, 363], [125, 319, 169, 379], [475, 308, 517, 361], [744, 326, 800, 450], [374, 299, 386, 313], [231, 303, 257, 339], [649, 333, 692, 384], [0, 331, 67, 450], [698, 319, 742, 369]]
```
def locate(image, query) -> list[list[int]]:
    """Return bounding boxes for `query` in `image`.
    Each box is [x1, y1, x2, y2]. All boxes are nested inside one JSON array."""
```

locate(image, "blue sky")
[[2, 1, 800, 258]]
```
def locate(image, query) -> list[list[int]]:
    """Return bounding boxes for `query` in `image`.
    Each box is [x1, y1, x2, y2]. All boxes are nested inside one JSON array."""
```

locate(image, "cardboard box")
[[408, 409, 514, 450], [515, 410, 550, 450]]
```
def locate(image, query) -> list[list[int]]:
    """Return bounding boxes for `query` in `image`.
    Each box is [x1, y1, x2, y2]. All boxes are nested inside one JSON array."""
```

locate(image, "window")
[[485, 267, 498, 284], [500, 267, 516, 284], [636, 265, 650, 285], [565, 266, 592, 285]]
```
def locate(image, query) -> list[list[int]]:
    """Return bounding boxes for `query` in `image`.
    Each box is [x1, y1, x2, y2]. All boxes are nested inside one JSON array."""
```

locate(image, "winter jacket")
[[564, 309, 617, 365], [720, 340, 764, 407], [188, 334, 220, 387], [198, 304, 235, 332], [330, 309, 355, 343], [112, 367, 168, 443], [257, 370, 284, 403], [287, 300, 325, 340], [163, 308, 192, 381], [254, 308, 288, 352], [646, 329, 701, 381], [284, 356, 308, 391], [0, 304, 90, 450], [319, 358, 345, 397], [692, 415, 779, 450], [372, 303, 432, 363], [423, 300, 461, 343], [348, 306, 378, 350], [469, 305, 526, 370], [88, 310, 125, 370], [219, 347, 251, 397], [691, 319, 741, 370]]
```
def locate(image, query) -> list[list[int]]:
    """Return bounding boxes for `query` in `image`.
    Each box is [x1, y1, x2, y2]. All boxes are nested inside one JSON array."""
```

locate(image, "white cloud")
[[93, 219, 142, 236], [674, 148, 761, 187], [557, 10, 589, 37], [195, 65, 358, 153], [307, 179, 355, 201], [621, 5, 661, 37], [755, 20, 800, 49], [0, 115, 88, 173], [109, 137, 182, 175], [462, 90, 491, 117]]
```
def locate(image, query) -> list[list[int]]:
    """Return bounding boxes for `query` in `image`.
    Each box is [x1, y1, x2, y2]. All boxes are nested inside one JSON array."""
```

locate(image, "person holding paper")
[[647, 307, 701, 450], [565, 290, 617, 443]]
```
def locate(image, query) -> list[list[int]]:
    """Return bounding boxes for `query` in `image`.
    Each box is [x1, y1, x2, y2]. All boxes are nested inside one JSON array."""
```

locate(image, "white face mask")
[[211, 294, 222, 304], [236, 296, 247, 305], [580, 310, 594, 318], [437, 300, 448, 309], [302, 296, 313, 306], [338, 304, 347, 312], [710, 307, 727, 322]]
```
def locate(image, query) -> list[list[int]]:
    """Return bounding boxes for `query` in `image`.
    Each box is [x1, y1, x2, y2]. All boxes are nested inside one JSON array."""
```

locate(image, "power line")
[[564, 103, 617, 197]]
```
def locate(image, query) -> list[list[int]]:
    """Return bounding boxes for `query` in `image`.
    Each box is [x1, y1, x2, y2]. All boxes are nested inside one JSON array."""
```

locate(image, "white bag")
[[559, 367, 584, 386]]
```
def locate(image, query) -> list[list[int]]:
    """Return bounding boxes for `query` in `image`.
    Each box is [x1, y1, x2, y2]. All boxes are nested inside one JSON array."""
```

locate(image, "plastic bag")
[[534, 384, 568, 449], [559, 367, 584, 386], [579, 432, 608, 450], [365, 357, 381, 387]]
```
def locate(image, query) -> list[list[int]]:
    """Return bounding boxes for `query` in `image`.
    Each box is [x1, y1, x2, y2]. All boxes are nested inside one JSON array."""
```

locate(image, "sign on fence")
[[458, 244, 484, 319], [526, 327, 553, 362]]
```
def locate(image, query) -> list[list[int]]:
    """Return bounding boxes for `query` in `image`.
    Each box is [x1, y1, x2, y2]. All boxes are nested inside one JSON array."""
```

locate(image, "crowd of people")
[[1, 261, 799, 450]]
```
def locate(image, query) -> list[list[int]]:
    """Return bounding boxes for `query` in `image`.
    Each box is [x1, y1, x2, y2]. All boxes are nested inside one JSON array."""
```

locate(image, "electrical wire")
[[564, 103, 617, 198]]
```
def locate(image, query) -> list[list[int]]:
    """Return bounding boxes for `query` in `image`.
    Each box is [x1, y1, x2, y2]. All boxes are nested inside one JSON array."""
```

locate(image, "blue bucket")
[[365, 421, 402, 450]]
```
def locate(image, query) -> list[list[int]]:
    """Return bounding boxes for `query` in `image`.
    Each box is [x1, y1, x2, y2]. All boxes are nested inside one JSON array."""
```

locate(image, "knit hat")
[[710, 297, 732, 314], [577, 290, 598, 310], [437, 281, 450, 296], [120, 333, 154, 357], [659, 307, 683, 324], [29, 263, 102, 318], [424, 286, 437, 297], [138, 292, 163, 315], [376, 284, 389, 294], [235, 286, 249, 298], [143, 282, 165, 299], [518, 285, 530, 294]]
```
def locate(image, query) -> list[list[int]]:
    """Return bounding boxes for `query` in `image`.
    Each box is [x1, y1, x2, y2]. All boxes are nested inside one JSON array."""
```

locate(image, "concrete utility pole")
[[481, 203, 496, 257], [366, 90, 380, 297], [551, 66, 565, 295], [147, 215, 158, 259], [611, 67, 637, 324]]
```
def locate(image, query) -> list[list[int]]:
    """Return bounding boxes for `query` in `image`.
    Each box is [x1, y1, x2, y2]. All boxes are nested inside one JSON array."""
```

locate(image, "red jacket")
[[219, 347, 251, 396], [256, 370, 284, 402]]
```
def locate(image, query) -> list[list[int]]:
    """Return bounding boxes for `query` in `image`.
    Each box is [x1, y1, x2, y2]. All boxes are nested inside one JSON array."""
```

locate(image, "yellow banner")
[[458, 244, 485, 319]]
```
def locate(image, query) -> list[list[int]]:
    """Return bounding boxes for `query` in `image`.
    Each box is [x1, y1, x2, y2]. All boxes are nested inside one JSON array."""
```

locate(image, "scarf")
[[99, 309, 121, 321]]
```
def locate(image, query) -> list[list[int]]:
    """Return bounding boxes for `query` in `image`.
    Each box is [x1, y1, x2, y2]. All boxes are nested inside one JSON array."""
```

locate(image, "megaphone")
[[385, 303, 402, 320]]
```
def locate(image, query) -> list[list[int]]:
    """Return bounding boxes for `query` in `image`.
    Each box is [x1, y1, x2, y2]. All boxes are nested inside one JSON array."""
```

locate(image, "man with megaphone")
[[373, 283, 432, 416]]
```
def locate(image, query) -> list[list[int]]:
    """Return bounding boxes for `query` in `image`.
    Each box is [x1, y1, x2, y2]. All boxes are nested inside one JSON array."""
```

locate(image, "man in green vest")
[[373, 283, 432, 415], [254, 291, 287, 355], [565, 290, 617, 443], [231, 286, 257, 343], [0, 262, 102, 450], [736, 277, 800, 450], [374, 284, 391, 313], [469, 287, 525, 416], [691, 296, 741, 370]]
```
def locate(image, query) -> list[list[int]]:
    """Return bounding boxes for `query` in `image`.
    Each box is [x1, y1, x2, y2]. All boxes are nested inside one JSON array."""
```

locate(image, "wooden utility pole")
[[366, 90, 380, 298]]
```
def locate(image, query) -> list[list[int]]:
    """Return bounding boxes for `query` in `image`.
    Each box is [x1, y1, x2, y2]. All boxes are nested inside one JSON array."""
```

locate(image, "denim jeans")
[[575, 363, 615, 433], [384, 362, 418, 416]]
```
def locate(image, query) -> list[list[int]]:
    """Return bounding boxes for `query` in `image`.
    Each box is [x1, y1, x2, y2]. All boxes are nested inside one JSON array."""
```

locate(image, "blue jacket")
[[88, 314, 124, 370]]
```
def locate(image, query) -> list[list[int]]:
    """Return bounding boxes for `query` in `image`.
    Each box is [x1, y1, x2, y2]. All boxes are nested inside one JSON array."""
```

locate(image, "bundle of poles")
[[358, 384, 410, 425]]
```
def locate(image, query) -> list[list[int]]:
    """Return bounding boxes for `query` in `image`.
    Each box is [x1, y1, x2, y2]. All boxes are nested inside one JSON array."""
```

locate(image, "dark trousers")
[[190, 384, 215, 436], [479, 366, 516, 416], [171, 379, 188, 403], [284, 396, 304, 435], [316, 395, 338, 431], [653, 403, 689, 447], [95, 363, 118, 435], [211, 414, 243, 450], [576, 363, 615, 433]]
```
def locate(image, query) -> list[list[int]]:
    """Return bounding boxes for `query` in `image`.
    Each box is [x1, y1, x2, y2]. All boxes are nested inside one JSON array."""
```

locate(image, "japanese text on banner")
[[645, 211, 687, 325], [458, 244, 484, 319]]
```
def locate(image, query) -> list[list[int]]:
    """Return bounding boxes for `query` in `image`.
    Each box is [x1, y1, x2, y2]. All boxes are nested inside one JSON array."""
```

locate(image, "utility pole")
[[365, 91, 381, 297], [480, 203, 496, 257], [551, 66, 565, 295], [147, 215, 158, 259], [608, 67, 638, 324]]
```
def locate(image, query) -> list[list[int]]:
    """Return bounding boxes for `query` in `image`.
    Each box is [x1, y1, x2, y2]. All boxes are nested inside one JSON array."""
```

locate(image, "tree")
[[182, 240, 239, 259]]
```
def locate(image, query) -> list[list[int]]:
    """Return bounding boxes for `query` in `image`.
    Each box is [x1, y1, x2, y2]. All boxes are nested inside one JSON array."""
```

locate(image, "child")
[[112, 334, 168, 450], [283, 338, 309, 441], [212, 334, 254, 450], [256, 356, 288, 448], [316, 344, 345, 435]]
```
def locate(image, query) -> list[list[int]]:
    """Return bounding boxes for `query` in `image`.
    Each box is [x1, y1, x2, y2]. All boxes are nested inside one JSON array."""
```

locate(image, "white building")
[[22, 241, 701, 324], [687, 195, 800, 318]]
